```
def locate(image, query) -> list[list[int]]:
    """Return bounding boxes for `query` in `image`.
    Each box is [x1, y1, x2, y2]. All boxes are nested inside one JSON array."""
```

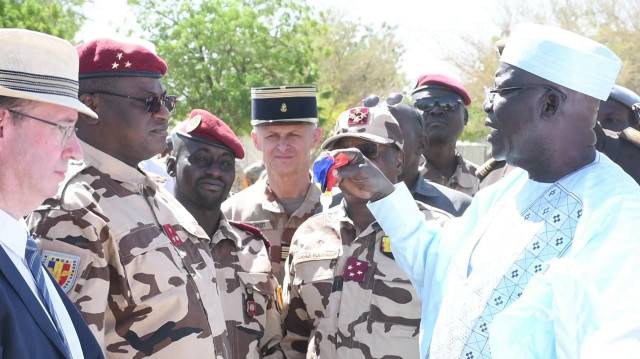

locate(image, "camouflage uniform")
[[281, 200, 452, 359], [27, 142, 231, 358], [222, 180, 321, 283], [210, 217, 283, 359], [420, 151, 480, 196]]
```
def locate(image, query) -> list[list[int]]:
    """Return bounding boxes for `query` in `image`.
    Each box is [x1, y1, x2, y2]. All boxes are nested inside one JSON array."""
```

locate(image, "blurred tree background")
[[4, 0, 640, 142]]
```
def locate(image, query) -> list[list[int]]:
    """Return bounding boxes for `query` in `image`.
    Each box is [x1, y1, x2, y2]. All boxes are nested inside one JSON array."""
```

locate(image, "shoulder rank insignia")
[[41, 250, 81, 293], [381, 236, 395, 259]]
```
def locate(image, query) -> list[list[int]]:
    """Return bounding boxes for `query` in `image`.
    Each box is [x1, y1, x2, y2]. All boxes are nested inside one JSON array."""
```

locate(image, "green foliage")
[[128, 0, 319, 134], [460, 104, 490, 142], [0, 0, 85, 40], [314, 11, 406, 139]]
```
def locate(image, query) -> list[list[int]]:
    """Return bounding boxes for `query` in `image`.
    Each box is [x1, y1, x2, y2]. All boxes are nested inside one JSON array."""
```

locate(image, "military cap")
[[609, 85, 640, 108], [412, 74, 472, 106], [0, 29, 97, 118], [77, 38, 167, 79], [251, 85, 318, 126], [321, 106, 404, 151], [175, 109, 245, 159]]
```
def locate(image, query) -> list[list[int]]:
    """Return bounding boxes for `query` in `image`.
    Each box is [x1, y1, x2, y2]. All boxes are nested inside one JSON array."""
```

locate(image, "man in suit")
[[0, 29, 104, 358]]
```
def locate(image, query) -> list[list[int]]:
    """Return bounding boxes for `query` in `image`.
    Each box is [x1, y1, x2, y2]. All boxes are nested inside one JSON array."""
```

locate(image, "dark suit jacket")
[[0, 245, 104, 359]]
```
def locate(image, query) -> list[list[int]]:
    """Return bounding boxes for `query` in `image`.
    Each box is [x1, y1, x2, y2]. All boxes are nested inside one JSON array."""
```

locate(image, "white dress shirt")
[[0, 208, 84, 359]]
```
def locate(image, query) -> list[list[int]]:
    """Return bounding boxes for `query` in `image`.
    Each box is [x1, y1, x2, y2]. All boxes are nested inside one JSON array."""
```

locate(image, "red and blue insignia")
[[348, 107, 369, 126], [41, 250, 81, 294]]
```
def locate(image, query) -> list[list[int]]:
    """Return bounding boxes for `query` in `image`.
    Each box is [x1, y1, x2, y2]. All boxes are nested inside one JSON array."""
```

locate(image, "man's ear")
[[395, 148, 404, 177], [311, 127, 323, 147], [251, 130, 261, 151], [416, 133, 427, 156], [166, 156, 177, 177], [541, 92, 562, 120], [463, 108, 469, 125], [79, 94, 100, 125]]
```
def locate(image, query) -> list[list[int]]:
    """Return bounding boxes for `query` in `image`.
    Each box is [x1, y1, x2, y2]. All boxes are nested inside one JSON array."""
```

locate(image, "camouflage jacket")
[[222, 180, 321, 283], [420, 151, 480, 196], [210, 217, 283, 359], [27, 142, 230, 358], [281, 200, 452, 359]]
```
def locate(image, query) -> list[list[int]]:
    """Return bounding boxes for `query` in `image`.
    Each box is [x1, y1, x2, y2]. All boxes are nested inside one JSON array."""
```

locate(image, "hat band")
[[0, 69, 79, 99]]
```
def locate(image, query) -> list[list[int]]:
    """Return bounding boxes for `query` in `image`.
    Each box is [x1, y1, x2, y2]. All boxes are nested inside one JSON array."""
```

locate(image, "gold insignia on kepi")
[[280, 103, 288, 112], [41, 250, 81, 294], [185, 114, 202, 132]]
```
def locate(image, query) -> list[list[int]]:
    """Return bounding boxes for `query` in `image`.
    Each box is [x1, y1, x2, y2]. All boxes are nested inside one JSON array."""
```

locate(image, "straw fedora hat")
[[0, 28, 97, 118]]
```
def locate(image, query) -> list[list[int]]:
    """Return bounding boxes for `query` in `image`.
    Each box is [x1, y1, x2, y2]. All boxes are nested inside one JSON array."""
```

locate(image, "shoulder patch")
[[620, 127, 640, 148], [229, 221, 271, 249], [41, 250, 81, 293]]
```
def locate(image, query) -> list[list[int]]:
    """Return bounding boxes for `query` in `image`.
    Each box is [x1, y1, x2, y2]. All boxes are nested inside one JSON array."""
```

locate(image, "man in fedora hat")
[[0, 29, 103, 359], [28, 38, 231, 357], [331, 23, 640, 358], [222, 86, 323, 283]]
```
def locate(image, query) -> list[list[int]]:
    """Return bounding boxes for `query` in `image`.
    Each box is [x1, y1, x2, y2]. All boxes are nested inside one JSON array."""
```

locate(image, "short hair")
[[0, 96, 33, 125], [78, 77, 119, 96]]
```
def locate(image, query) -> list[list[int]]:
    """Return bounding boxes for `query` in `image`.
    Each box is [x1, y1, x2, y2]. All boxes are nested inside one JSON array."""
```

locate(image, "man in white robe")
[[330, 23, 640, 359]]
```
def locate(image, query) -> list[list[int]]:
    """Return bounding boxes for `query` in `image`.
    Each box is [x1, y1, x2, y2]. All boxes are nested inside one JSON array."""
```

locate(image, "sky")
[[77, 0, 502, 82]]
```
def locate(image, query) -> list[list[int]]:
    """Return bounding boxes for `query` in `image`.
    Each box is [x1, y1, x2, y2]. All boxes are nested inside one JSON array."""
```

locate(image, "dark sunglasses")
[[362, 93, 405, 107], [355, 142, 383, 160], [91, 91, 177, 113], [414, 96, 462, 112]]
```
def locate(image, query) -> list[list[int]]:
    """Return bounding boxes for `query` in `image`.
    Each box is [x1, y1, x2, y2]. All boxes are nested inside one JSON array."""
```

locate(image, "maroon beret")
[[176, 109, 245, 159], [77, 38, 167, 79], [412, 74, 471, 106]]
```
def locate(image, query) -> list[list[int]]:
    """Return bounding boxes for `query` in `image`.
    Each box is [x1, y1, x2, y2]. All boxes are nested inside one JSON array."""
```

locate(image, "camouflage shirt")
[[222, 180, 321, 283], [281, 200, 452, 359], [420, 151, 480, 196], [210, 217, 283, 359], [27, 142, 231, 358]]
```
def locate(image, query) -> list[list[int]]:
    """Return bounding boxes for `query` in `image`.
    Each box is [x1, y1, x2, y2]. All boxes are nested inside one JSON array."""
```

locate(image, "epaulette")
[[229, 221, 271, 249], [620, 127, 640, 148], [475, 158, 497, 180]]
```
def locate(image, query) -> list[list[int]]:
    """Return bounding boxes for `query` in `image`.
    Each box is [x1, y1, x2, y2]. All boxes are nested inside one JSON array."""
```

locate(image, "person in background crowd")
[[222, 86, 322, 283], [28, 37, 232, 358], [282, 105, 451, 358], [332, 23, 640, 359], [0, 28, 104, 359], [596, 84, 640, 132], [412, 74, 480, 196], [168, 109, 283, 359]]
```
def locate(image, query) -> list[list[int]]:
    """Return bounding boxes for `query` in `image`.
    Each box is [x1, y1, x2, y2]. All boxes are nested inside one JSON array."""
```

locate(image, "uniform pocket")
[[292, 252, 338, 319], [117, 224, 188, 304], [369, 257, 421, 328]]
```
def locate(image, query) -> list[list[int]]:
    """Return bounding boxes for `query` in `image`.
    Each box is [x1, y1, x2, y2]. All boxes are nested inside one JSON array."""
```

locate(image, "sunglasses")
[[91, 91, 177, 113], [7, 109, 76, 145], [413, 96, 462, 112], [362, 93, 405, 108], [354, 142, 383, 160]]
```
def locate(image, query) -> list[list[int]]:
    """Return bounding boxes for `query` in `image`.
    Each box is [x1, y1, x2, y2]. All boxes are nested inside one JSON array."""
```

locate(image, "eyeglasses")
[[91, 91, 177, 113], [355, 142, 384, 160], [7, 109, 77, 144], [484, 85, 567, 104], [362, 93, 405, 107], [413, 96, 462, 112]]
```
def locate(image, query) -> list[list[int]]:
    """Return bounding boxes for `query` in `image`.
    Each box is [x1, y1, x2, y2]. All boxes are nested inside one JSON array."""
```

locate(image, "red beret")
[[412, 74, 471, 106], [176, 109, 245, 159], [77, 38, 167, 79]]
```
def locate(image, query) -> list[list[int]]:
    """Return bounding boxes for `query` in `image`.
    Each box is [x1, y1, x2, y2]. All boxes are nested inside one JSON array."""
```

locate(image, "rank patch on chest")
[[41, 250, 81, 293], [163, 224, 183, 246], [343, 256, 369, 282]]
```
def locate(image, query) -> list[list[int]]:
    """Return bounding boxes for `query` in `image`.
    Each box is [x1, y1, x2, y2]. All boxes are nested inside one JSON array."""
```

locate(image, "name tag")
[[244, 220, 274, 231], [293, 249, 340, 265]]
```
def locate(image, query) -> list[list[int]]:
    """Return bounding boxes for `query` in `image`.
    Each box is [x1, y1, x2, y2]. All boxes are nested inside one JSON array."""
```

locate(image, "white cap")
[[500, 23, 622, 100]]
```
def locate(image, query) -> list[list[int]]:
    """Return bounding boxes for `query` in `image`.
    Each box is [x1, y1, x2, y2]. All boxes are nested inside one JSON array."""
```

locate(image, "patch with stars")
[[348, 107, 369, 126], [343, 256, 369, 282]]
